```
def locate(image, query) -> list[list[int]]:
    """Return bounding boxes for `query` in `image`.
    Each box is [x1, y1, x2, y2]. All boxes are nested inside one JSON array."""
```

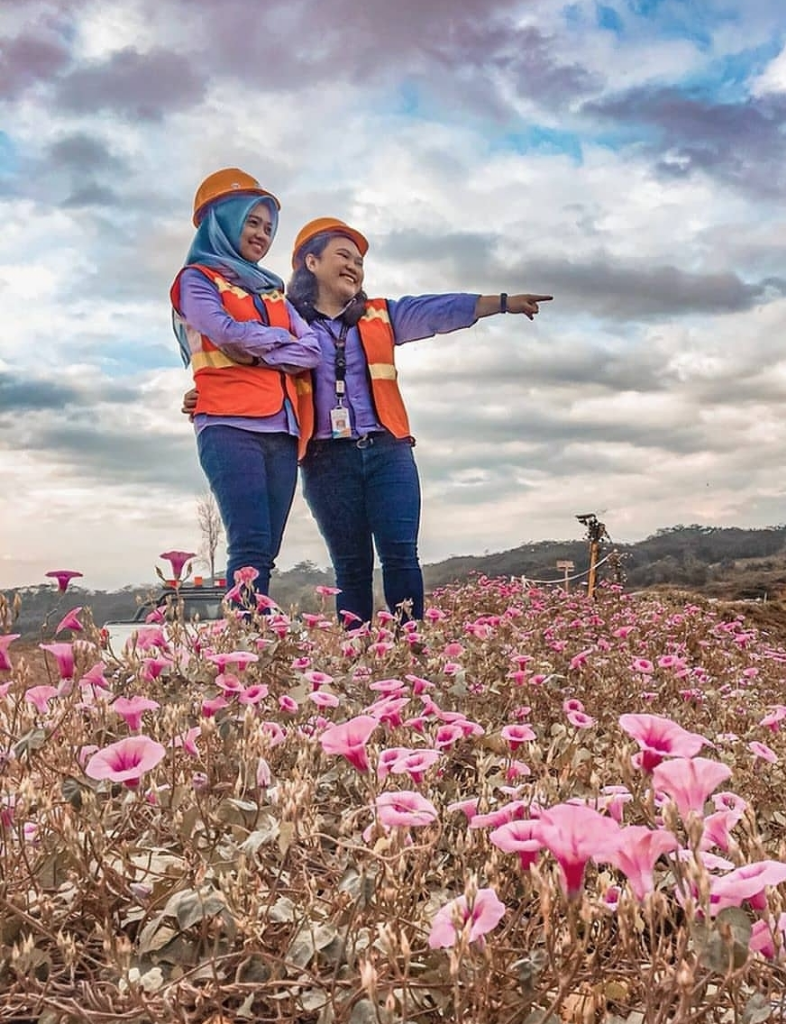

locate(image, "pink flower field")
[[1, 578, 786, 1022]]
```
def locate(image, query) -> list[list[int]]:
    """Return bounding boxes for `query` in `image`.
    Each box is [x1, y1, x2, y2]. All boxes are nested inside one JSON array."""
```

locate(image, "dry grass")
[[0, 581, 785, 1023]]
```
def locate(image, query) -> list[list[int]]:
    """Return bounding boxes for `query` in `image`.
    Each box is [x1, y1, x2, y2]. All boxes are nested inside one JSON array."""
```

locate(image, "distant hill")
[[423, 523, 786, 600], [5, 524, 786, 638]]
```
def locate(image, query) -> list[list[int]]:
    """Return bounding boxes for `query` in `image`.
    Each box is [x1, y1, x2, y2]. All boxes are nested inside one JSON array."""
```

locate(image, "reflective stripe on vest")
[[170, 265, 300, 421], [358, 298, 410, 438]]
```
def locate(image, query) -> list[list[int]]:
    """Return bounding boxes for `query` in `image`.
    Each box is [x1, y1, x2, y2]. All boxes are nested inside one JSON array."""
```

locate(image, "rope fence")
[[520, 551, 617, 587]]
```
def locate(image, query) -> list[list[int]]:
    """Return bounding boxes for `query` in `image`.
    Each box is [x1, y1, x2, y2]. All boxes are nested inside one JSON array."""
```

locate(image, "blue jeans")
[[300, 432, 424, 624], [197, 426, 298, 595]]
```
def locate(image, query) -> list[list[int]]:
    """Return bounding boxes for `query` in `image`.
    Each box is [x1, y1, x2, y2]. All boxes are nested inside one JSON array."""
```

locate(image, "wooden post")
[[576, 513, 608, 600], [587, 541, 599, 600], [556, 560, 574, 594]]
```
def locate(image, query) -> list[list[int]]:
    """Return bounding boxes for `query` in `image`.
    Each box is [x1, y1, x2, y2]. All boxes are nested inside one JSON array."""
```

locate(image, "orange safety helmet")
[[192, 168, 281, 227], [291, 217, 369, 267]]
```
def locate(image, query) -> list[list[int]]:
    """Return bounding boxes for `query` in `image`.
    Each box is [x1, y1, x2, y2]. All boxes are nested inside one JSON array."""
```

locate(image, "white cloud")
[[750, 44, 786, 96]]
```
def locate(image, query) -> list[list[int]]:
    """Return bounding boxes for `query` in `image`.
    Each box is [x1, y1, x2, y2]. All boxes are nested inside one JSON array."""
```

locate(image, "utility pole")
[[576, 513, 609, 599]]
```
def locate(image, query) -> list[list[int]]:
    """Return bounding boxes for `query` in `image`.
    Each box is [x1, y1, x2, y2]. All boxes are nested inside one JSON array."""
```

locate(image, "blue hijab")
[[175, 193, 285, 365]]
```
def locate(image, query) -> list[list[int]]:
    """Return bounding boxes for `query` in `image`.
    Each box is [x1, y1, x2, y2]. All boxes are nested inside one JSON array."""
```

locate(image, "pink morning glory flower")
[[369, 640, 395, 657], [39, 642, 75, 680], [160, 551, 197, 580], [596, 785, 633, 823], [256, 757, 272, 788], [759, 706, 786, 732], [750, 913, 786, 960], [710, 860, 786, 914], [303, 669, 334, 690], [390, 749, 440, 784], [595, 825, 679, 902], [435, 723, 465, 750], [712, 791, 747, 815], [320, 715, 378, 772], [315, 585, 341, 596], [24, 685, 59, 714], [699, 809, 740, 852], [279, 695, 299, 714], [85, 736, 166, 788], [78, 662, 110, 691], [140, 657, 171, 683], [405, 674, 434, 695], [45, 570, 83, 592], [470, 800, 527, 830], [171, 727, 201, 756], [201, 695, 229, 717], [377, 747, 413, 780], [537, 803, 621, 899], [369, 677, 408, 695], [569, 650, 593, 670], [259, 721, 287, 747], [214, 672, 243, 695], [651, 757, 732, 820], [375, 790, 438, 828], [309, 690, 340, 709], [0, 634, 20, 672], [424, 607, 446, 622], [442, 642, 465, 659], [56, 607, 84, 634], [490, 819, 543, 871], [506, 760, 531, 782], [448, 798, 479, 821], [132, 627, 170, 653], [255, 593, 279, 612], [567, 709, 596, 729], [619, 713, 709, 772], [238, 684, 269, 705], [749, 741, 778, 764], [428, 887, 506, 949], [111, 695, 160, 731], [366, 696, 410, 728], [206, 650, 259, 671], [563, 698, 585, 714], [501, 723, 536, 750]]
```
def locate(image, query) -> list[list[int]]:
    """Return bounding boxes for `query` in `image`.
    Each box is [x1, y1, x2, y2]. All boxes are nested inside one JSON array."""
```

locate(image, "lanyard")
[[323, 319, 350, 406]]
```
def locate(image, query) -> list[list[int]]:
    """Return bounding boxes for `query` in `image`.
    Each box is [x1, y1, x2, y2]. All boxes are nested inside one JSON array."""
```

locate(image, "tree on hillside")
[[197, 491, 223, 579]]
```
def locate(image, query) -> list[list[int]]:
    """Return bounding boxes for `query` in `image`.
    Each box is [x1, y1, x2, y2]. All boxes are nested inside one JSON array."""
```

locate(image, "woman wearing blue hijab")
[[170, 168, 321, 597]]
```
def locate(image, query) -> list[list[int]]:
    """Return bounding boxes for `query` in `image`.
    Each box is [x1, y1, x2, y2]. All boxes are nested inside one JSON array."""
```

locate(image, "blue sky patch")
[[0, 133, 18, 177], [494, 126, 584, 163], [596, 4, 625, 34]]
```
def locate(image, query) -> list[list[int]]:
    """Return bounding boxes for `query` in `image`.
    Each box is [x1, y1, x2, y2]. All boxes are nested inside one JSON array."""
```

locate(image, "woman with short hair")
[[287, 217, 552, 625]]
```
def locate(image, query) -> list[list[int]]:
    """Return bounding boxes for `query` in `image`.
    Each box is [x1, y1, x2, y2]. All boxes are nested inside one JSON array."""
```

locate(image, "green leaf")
[[175, 891, 228, 931], [300, 989, 330, 1012], [61, 775, 85, 809], [697, 907, 751, 973], [349, 1000, 379, 1024], [742, 993, 773, 1024], [13, 728, 47, 758]]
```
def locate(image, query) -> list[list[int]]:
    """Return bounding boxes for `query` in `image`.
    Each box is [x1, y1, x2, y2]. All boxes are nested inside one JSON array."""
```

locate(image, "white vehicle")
[[100, 582, 228, 654]]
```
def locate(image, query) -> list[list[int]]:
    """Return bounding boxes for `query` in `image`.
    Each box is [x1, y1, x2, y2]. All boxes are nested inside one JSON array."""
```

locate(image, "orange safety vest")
[[170, 264, 302, 421], [297, 297, 410, 459]]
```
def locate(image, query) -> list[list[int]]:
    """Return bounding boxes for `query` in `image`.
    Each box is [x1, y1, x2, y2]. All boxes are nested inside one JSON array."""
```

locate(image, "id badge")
[[330, 406, 352, 439]]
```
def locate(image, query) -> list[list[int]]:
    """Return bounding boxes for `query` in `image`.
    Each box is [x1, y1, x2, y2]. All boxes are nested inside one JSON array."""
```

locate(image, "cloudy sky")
[[2, 0, 786, 591]]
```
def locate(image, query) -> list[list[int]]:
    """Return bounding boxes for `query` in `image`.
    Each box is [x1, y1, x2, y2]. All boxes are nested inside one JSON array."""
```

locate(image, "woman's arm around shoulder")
[[177, 268, 320, 371]]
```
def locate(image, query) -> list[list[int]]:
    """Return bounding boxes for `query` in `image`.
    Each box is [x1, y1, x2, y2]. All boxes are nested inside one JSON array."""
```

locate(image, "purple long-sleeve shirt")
[[309, 293, 479, 439], [178, 268, 322, 435]]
